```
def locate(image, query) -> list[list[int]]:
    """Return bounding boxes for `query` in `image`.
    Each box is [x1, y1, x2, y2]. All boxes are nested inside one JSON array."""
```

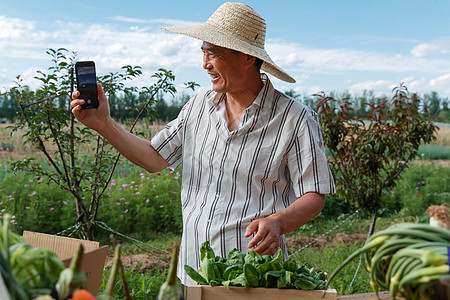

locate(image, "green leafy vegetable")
[[185, 241, 328, 290]]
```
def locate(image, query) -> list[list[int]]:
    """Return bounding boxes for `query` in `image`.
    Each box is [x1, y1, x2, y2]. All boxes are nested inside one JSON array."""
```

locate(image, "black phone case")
[[75, 61, 99, 109]]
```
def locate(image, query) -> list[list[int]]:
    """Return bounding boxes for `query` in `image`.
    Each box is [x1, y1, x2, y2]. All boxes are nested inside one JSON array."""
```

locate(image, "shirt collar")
[[207, 73, 274, 109]]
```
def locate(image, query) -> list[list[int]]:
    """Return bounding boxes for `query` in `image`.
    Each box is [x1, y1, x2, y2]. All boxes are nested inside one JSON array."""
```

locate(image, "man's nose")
[[202, 55, 211, 70]]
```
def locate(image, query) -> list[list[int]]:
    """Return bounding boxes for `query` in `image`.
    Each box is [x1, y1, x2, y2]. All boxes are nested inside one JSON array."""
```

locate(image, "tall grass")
[[430, 126, 450, 147]]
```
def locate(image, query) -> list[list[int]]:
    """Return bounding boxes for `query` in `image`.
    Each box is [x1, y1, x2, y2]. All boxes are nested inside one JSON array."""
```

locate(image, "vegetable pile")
[[184, 241, 328, 290], [0, 214, 122, 300], [326, 223, 450, 300]]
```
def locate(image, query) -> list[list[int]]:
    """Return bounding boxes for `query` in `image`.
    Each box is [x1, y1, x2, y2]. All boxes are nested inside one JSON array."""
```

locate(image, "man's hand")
[[71, 83, 110, 133], [245, 216, 281, 256], [245, 193, 326, 256]]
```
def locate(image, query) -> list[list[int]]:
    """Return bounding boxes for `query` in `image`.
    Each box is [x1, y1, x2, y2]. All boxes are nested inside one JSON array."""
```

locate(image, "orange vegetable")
[[72, 289, 95, 300]]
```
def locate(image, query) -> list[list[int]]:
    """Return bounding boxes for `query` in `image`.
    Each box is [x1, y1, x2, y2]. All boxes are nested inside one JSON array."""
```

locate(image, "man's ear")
[[244, 54, 257, 69]]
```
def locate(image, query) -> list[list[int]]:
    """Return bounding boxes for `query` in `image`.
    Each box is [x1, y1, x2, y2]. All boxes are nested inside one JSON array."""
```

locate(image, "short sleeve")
[[151, 100, 192, 170], [287, 113, 335, 197]]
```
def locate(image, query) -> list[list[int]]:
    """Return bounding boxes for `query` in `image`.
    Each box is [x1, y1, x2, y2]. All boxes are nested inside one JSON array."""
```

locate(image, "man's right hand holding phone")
[[71, 83, 111, 134], [70, 81, 170, 173]]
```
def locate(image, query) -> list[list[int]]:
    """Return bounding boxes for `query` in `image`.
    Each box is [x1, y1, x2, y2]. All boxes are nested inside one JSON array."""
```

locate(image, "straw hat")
[[161, 2, 296, 83]]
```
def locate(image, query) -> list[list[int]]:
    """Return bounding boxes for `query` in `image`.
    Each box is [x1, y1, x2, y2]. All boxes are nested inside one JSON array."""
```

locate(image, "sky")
[[1, 0, 450, 100]]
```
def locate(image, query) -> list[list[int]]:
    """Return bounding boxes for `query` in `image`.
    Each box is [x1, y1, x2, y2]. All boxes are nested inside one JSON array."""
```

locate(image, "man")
[[71, 2, 335, 286]]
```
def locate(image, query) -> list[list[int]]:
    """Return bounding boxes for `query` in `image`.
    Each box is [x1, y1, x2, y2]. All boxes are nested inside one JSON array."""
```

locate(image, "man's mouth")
[[210, 73, 220, 79]]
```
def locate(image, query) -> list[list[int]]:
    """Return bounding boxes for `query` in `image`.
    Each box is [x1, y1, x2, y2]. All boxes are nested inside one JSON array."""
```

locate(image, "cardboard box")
[[23, 231, 108, 296], [186, 285, 338, 300]]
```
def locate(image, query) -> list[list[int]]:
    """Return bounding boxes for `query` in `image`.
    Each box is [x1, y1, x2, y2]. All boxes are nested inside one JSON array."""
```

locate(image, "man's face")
[[201, 42, 249, 94]]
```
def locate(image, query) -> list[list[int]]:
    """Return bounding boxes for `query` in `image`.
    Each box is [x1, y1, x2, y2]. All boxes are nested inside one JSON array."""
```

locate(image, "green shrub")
[[97, 168, 182, 240], [0, 162, 182, 239], [384, 163, 449, 216], [0, 171, 76, 234]]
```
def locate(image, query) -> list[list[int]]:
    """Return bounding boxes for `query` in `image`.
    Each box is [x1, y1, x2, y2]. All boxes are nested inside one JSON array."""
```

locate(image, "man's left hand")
[[245, 216, 281, 256]]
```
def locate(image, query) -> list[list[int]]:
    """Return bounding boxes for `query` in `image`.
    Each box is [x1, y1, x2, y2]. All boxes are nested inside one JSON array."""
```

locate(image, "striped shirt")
[[151, 74, 335, 285]]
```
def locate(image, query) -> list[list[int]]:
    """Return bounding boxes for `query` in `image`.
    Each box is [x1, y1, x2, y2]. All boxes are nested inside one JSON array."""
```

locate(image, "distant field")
[[0, 122, 449, 161], [0, 121, 165, 161]]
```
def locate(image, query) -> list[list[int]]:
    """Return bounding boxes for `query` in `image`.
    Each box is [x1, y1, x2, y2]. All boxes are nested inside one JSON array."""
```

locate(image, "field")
[[0, 122, 449, 298]]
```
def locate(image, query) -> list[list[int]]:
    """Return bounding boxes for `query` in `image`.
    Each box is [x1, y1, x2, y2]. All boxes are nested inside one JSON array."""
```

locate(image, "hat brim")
[[162, 24, 296, 83]]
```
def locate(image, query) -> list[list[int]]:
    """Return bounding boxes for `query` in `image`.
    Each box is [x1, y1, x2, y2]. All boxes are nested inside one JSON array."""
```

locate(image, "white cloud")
[[0, 67, 43, 91], [411, 37, 450, 57], [399, 77, 427, 93], [0, 16, 202, 73], [430, 73, 450, 86], [21, 68, 43, 90], [349, 80, 394, 94], [268, 41, 450, 74], [429, 73, 450, 95], [111, 16, 199, 26], [0, 16, 35, 39]]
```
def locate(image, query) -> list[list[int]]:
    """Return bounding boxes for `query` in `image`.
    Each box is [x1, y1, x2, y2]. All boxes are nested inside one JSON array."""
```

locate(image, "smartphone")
[[75, 61, 99, 109]]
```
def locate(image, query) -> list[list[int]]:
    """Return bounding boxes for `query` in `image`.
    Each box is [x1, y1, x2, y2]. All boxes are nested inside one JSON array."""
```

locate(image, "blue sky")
[[1, 0, 450, 99]]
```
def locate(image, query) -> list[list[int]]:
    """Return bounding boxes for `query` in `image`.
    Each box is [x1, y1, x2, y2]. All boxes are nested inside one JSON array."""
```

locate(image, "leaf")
[[284, 270, 294, 287], [244, 249, 261, 265], [223, 265, 242, 281], [243, 263, 259, 287], [226, 248, 245, 266], [293, 273, 317, 290], [283, 259, 297, 273], [229, 272, 248, 288], [199, 257, 221, 283], [215, 261, 227, 275], [209, 279, 222, 286], [222, 280, 231, 288], [200, 241, 215, 261], [277, 273, 288, 289], [268, 248, 283, 269], [263, 270, 284, 288], [184, 265, 208, 285]]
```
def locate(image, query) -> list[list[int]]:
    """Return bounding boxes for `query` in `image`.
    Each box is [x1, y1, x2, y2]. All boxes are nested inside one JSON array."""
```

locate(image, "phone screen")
[[75, 61, 99, 109]]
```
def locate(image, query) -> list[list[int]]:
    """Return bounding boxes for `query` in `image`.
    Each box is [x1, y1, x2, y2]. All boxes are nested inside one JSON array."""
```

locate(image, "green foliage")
[[286, 89, 450, 124], [99, 267, 168, 300], [290, 243, 371, 295], [0, 170, 76, 234], [185, 241, 328, 290], [0, 161, 446, 297], [316, 84, 438, 218], [97, 168, 183, 237], [1, 160, 446, 240], [384, 164, 449, 216], [0, 165, 182, 240], [4, 48, 196, 240]]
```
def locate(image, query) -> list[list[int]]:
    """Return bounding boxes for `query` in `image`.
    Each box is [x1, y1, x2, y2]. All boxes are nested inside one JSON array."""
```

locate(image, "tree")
[[316, 84, 438, 239], [8, 48, 197, 240], [423, 91, 441, 119]]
